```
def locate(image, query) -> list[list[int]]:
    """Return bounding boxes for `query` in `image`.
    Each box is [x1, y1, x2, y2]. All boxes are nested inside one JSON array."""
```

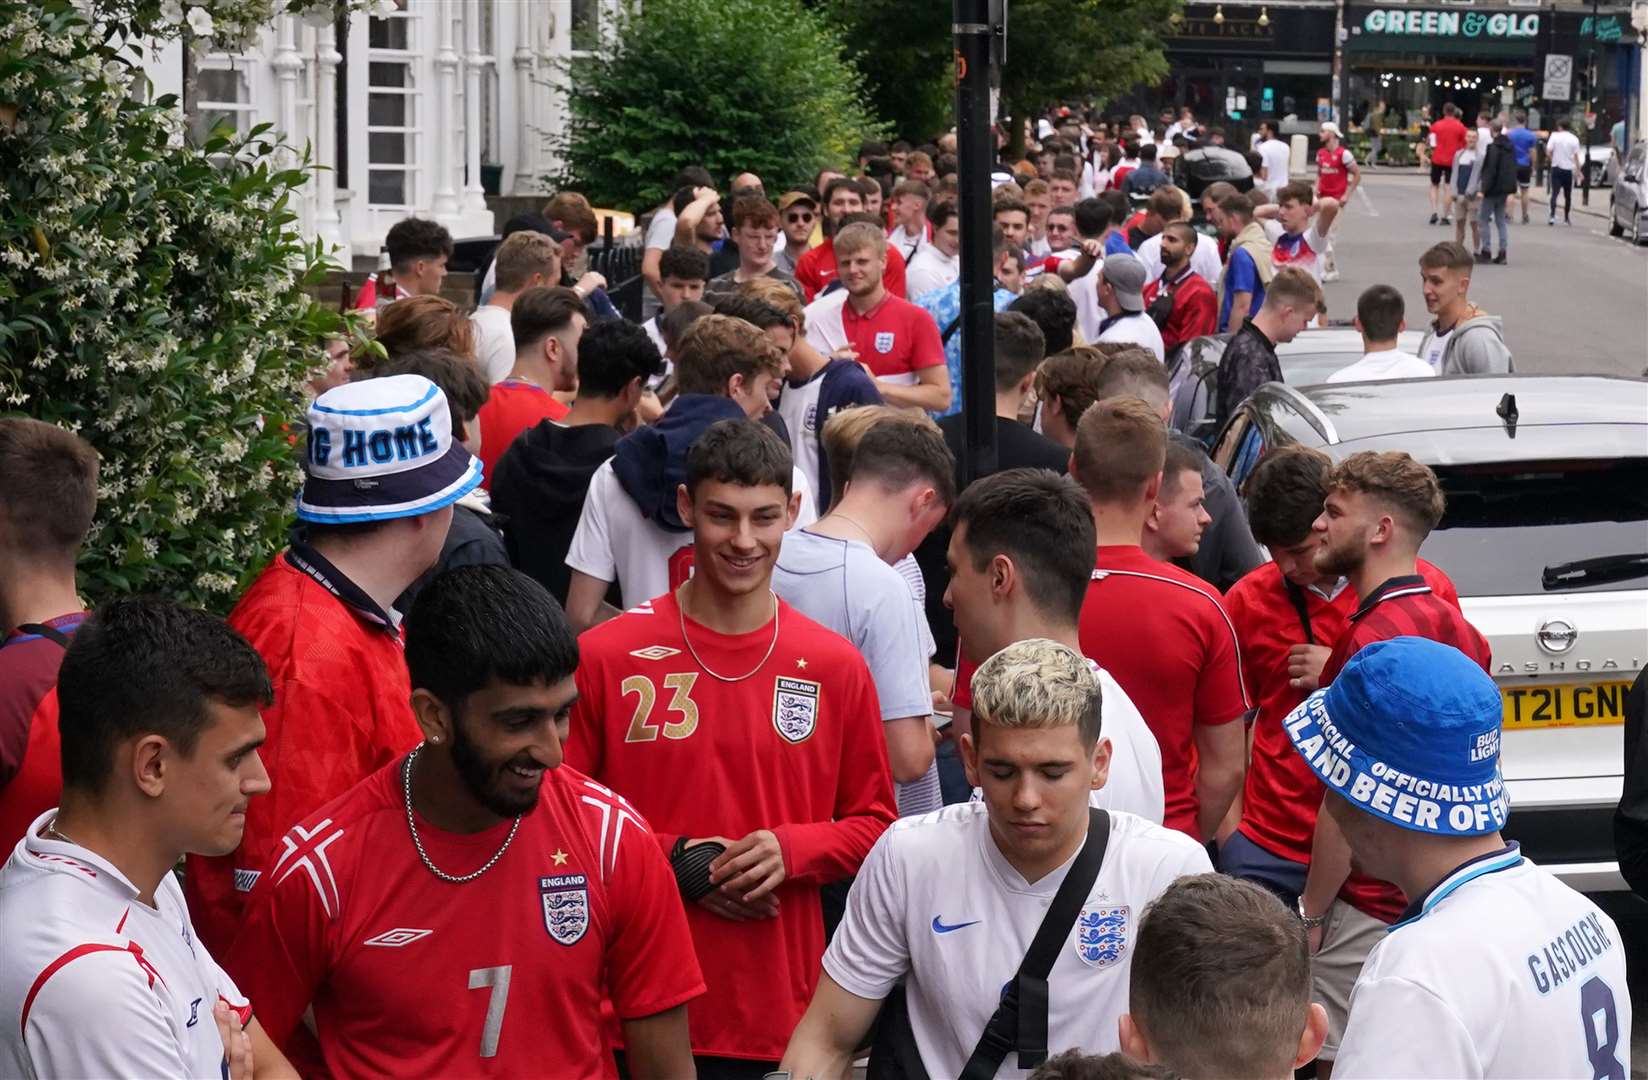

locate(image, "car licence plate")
[[1502, 682, 1632, 730]]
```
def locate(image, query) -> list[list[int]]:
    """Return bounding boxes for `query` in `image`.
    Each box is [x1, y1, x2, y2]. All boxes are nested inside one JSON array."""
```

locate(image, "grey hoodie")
[[1419, 312, 1514, 375]]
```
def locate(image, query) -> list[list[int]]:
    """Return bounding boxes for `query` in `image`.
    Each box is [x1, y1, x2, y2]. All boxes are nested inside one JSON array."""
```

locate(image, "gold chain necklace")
[[676, 584, 780, 683]]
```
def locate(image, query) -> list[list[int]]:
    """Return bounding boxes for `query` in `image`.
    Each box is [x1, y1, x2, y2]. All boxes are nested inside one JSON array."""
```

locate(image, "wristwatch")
[[1297, 896, 1328, 930]]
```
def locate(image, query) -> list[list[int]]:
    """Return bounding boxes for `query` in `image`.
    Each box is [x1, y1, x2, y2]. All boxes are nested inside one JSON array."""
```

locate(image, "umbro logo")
[[362, 928, 433, 948], [232, 868, 261, 893], [629, 645, 681, 661]]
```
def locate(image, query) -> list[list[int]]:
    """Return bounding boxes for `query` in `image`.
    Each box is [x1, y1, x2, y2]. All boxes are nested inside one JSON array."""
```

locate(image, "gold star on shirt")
[[552, 849, 569, 866], [796, 657, 809, 670]]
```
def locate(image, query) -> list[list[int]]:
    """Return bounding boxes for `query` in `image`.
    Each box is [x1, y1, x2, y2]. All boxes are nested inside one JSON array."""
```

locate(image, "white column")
[[511, 0, 538, 192], [313, 19, 344, 256], [460, 0, 490, 216], [272, 15, 303, 172], [431, 0, 462, 221]]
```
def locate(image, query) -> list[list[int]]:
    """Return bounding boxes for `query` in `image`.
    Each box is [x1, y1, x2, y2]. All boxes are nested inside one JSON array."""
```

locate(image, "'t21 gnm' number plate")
[[1502, 682, 1633, 730]]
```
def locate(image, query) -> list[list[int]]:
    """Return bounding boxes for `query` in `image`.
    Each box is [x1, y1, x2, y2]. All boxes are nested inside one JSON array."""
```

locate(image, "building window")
[[190, 59, 253, 144], [368, 0, 418, 207], [571, 0, 599, 53]]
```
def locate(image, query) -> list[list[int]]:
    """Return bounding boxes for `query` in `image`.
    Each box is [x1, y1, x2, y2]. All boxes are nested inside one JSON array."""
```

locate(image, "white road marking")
[[1356, 185, 1380, 217]]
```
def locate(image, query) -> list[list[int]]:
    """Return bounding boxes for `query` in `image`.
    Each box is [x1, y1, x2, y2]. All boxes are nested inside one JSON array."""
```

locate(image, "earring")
[[429, 735, 441, 745]]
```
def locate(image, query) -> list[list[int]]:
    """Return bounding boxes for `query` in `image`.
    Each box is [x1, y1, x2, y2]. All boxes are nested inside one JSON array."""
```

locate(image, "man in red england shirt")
[[567, 419, 897, 1076], [476, 286, 587, 485], [0, 420, 97, 850], [1141, 222, 1217, 354], [1290, 449, 1489, 1075], [1070, 399, 1250, 841], [1221, 447, 1461, 910], [229, 565, 702, 1078], [1427, 103, 1469, 226], [794, 180, 909, 302], [803, 222, 948, 412], [187, 375, 481, 958]]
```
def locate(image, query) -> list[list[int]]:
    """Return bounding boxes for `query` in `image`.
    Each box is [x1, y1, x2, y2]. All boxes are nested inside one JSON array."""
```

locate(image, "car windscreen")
[[1419, 458, 1648, 596]]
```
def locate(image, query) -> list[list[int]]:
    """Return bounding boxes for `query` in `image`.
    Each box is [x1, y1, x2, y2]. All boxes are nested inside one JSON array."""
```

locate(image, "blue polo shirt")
[[1218, 248, 1267, 333]]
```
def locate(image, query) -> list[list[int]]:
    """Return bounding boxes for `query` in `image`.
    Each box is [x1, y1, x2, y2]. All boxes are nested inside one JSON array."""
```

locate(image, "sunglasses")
[[785, 211, 815, 223]]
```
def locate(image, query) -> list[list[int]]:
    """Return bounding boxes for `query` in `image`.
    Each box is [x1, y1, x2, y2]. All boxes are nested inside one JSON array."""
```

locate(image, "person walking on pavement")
[[1450, 129, 1483, 252], [1416, 242, 1514, 375], [1426, 104, 1468, 226], [1474, 121, 1519, 265], [1314, 123, 1358, 281], [1506, 111, 1539, 224], [1544, 119, 1582, 226]]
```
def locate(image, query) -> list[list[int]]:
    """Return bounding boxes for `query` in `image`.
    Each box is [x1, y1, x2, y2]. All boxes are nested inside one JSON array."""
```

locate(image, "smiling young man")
[[1413, 241, 1513, 376], [228, 566, 702, 1079], [568, 420, 896, 1076], [563, 314, 817, 630], [0, 598, 296, 1080], [780, 638, 1208, 1079]]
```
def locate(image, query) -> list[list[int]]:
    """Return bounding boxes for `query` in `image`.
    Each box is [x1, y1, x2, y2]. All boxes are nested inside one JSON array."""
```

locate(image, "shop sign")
[[1361, 9, 1540, 39]]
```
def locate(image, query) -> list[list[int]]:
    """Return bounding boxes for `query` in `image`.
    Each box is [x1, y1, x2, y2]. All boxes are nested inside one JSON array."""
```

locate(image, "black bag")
[[867, 809, 1113, 1080]]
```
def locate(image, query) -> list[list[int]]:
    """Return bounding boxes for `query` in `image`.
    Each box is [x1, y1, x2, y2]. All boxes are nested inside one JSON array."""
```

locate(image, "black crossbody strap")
[[1282, 579, 1316, 646], [958, 808, 1112, 1080], [13, 623, 71, 648]]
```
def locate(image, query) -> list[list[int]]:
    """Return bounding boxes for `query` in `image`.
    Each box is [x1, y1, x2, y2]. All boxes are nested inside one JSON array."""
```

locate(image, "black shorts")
[[1516, 165, 1533, 188], [1430, 162, 1453, 185]]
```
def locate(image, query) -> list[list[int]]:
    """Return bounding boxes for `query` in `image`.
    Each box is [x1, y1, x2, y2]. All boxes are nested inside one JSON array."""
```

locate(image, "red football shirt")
[[567, 590, 897, 1061], [187, 550, 423, 959], [1142, 268, 1218, 352], [478, 379, 569, 487], [1430, 116, 1468, 166], [1228, 561, 1459, 867], [227, 759, 704, 1078], [793, 242, 908, 303], [839, 294, 945, 381], [1078, 546, 1250, 836], [1315, 146, 1355, 199], [1322, 573, 1492, 922]]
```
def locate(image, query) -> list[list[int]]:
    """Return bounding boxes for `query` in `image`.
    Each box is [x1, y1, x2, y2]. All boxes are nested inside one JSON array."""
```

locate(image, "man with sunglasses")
[[774, 192, 817, 276]]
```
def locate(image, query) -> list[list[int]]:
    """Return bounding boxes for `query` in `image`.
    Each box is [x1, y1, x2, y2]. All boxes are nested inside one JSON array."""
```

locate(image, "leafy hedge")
[[553, 0, 887, 212], [0, 0, 353, 611]]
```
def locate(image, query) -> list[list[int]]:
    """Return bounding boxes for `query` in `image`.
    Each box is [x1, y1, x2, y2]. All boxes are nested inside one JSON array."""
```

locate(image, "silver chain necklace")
[[676, 583, 780, 683], [401, 745, 521, 884], [44, 817, 77, 845]]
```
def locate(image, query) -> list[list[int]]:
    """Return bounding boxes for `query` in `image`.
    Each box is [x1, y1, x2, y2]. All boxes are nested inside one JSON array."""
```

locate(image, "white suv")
[[1211, 373, 1648, 891]]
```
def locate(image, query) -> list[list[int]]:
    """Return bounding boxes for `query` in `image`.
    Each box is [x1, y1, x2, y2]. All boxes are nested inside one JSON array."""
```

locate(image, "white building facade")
[[143, 0, 619, 262]]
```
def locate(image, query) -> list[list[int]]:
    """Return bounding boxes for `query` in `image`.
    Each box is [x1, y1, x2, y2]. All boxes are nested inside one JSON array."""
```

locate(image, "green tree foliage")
[[823, 0, 1177, 150], [554, 0, 887, 211], [0, 0, 347, 612]]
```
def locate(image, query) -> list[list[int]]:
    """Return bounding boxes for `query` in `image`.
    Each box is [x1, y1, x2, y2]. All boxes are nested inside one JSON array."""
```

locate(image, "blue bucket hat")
[[1285, 636, 1508, 837], [297, 374, 482, 524]]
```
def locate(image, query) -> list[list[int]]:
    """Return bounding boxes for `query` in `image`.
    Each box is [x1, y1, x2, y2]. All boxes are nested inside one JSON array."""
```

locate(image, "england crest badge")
[[874, 331, 895, 354], [772, 676, 820, 743], [1074, 905, 1129, 969], [540, 874, 589, 946]]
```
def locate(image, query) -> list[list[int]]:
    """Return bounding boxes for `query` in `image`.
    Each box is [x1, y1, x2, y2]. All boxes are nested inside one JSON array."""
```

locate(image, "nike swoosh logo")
[[931, 917, 981, 934]]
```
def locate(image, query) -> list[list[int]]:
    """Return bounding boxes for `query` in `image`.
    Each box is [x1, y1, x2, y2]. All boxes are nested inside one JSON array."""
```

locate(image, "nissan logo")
[[1537, 618, 1578, 655]]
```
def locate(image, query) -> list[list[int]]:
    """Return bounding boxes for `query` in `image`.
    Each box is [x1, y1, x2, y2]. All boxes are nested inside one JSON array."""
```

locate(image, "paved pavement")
[[1318, 170, 1648, 379]]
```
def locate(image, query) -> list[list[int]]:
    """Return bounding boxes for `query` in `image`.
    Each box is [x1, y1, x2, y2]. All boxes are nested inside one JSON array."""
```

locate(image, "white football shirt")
[[905, 248, 960, 303], [1336, 846, 1632, 1078], [565, 458, 818, 610], [1096, 311, 1166, 363], [1326, 350, 1438, 384], [825, 804, 1211, 1078], [0, 813, 253, 1079], [1138, 231, 1223, 287]]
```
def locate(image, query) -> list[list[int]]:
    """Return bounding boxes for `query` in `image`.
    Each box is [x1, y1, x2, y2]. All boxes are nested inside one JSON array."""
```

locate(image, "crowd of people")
[[0, 101, 1624, 1080]]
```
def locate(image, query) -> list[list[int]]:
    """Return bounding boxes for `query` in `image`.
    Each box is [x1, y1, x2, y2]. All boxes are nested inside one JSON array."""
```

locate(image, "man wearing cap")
[[774, 191, 818, 276], [1292, 449, 1491, 1075], [184, 375, 481, 959], [1094, 253, 1165, 362], [1314, 123, 1358, 282], [1288, 638, 1631, 1076]]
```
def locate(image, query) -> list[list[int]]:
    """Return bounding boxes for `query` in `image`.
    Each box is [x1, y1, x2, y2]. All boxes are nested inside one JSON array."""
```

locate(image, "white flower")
[[298, 2, 336, 28], [184, 6, 215, 36], [101, 60, 126, 85], [159, 0, 184, 24], [371, 0, 399, 18]]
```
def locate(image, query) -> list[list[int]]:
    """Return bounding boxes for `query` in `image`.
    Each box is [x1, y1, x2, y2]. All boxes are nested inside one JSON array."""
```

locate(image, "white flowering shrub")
[[0, 0, 374, 610]]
